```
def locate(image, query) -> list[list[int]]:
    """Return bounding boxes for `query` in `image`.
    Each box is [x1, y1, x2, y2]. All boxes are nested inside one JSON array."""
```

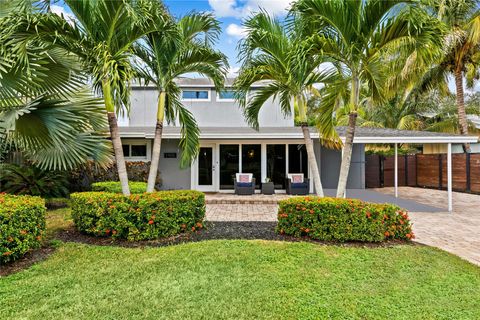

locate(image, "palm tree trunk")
[[336, 112, 357, 197], [296, 94, 324, 196], [454, 68, 471, 153], [336, 74, 359, 198], [301, 124, 324, 197], [107, 112, 130, 196], [146, 92, 166, 192], [103, 81, 130, 195]]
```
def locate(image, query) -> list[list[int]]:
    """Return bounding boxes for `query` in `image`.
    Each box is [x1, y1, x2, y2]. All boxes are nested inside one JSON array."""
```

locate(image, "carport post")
[[394, 143, 398, 198], [447, 143, 453, 213]]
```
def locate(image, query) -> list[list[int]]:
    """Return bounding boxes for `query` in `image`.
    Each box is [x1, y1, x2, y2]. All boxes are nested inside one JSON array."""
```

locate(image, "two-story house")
[[118, 77, 365, 193], [119, 77, 476, 195]]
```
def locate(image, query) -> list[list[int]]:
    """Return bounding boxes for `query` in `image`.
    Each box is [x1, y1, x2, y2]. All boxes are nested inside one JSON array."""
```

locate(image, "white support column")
[[261, 143, 267, 183], [447, 143, 453, 213], [238, 144, 242, 173], [394, 143, 398, 198]]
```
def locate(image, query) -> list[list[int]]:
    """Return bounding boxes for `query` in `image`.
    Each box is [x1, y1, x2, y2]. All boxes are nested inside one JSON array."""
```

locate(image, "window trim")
[[181, 89, 211, 102], [122, 139, 151, 161], [216, 89, 236, 102]]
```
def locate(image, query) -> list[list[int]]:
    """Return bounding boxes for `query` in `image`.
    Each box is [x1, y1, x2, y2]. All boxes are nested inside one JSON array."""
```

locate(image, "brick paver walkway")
[[375, 187, 480, 266], [205, 188, 480, 266]]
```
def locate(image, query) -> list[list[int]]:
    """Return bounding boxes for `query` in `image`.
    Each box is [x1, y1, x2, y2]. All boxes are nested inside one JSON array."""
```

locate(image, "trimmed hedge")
[[70, 190, 205, 241], [277, 197, 414, 242], [91, 181, 148, 194], [0, 194, 46, 264]]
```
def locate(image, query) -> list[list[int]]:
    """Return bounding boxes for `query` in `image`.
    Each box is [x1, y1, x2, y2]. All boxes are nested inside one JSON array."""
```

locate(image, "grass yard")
[[1, 238, 479, 320]]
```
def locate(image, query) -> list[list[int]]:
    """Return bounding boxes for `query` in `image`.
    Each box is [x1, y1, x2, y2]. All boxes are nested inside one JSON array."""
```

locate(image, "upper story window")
[[217, 89, 236, 101], [181, 90, 210, 101]]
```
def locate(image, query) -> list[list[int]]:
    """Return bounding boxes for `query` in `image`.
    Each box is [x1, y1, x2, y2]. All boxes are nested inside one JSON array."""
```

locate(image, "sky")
[[51, 0, 293, 76]]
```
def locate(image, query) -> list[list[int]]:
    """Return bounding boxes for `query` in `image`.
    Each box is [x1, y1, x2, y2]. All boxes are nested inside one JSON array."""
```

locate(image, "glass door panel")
[[288, 144, 308, 178], [198, 147, 213, 186], [267, 144, 286, 189], [242, 144, 261, 188], [219, 144, 239, 189]]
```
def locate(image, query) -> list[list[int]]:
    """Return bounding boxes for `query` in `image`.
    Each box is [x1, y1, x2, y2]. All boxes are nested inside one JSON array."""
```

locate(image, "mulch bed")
[[1, 221, 413, 276]]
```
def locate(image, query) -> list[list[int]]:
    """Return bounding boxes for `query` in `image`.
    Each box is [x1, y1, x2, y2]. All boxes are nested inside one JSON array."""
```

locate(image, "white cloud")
[[228, 66, 240, 77], [209, 0, 291, 18], [50, 5, 75, 24], [226, 23, 247, 38]]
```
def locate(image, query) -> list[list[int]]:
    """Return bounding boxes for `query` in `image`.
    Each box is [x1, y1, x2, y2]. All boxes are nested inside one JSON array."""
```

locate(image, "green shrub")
[[0, 194, 46, 264], [0, 164, 68, 198], [276, 197, 414, 242], [70, 190, 205, 241], [91, 181, 148, 194]]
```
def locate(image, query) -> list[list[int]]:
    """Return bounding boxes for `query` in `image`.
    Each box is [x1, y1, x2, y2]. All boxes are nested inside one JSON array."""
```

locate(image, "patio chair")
[[234, 173, 256, 195], [286, 173, 309, 195]]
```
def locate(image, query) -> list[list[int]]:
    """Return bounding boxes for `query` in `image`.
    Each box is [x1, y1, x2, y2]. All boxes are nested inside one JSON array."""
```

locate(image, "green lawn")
[[1, 238, 479, 319]]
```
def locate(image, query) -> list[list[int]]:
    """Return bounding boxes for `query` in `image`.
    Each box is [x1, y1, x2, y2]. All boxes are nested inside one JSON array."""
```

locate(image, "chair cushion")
[[288, 173, 304, 183], [236, 173, 253, 183], [291, 182, 308, 188], [237, 182, 253, 187]]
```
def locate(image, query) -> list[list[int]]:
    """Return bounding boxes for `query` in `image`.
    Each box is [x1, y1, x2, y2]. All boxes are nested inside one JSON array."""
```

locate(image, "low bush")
[[0, 194, 46, 264], [276, 197, 413, 242], [91, 181, 148, 194], [70, 190, 205, 241]]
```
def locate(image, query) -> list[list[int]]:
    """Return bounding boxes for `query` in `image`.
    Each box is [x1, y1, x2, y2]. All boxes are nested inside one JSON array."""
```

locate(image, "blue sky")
[[52, 0, 292, 75]]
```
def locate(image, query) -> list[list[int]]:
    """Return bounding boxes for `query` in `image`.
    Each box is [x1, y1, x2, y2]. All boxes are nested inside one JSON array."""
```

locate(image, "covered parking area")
[[338, 127, 479, 212]]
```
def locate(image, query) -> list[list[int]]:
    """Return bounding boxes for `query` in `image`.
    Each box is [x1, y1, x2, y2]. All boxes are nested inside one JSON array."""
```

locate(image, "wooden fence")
[[365, 153, 480, 193]]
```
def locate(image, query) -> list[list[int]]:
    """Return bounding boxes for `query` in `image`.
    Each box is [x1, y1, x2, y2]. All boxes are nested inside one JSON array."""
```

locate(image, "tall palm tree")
[[0, 2, 112, 170], [293, 0, 444, 197], [8, 0, 167, 195], [235, 13, 334, 197], [134, 13, 228, 192], [420, 0, 480, 152]]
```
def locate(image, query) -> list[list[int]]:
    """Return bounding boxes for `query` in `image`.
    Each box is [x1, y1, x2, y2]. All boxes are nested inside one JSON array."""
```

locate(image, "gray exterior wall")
[[157, 139, 191, 190], [128, 87, 293, 128], [320, 143, 365, 189]]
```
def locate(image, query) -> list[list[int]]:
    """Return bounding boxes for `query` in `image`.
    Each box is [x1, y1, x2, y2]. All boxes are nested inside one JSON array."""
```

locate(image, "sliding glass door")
[[267, 144, 286, 189], [242, 144, 261, 188], [219, 145, 239, 189], [288, 144, 309, 178]]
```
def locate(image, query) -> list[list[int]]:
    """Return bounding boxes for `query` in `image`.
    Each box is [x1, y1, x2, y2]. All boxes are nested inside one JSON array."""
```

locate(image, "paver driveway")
[[206, 188, 480, 266]]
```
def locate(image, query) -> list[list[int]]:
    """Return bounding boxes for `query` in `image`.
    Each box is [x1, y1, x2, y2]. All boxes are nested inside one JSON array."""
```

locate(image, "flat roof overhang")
[[119, 126, 479, 144]]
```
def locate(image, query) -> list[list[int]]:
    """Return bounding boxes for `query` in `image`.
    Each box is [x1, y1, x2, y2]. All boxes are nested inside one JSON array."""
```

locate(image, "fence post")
[[466, 153, 471, 193], [438, 154, 443, 190]]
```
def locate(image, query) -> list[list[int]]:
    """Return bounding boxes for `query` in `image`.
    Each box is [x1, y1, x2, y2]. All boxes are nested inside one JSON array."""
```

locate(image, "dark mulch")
[[2, 221, 413, 276], [54, 221, 411, 249], [0, 246, 56, 277]]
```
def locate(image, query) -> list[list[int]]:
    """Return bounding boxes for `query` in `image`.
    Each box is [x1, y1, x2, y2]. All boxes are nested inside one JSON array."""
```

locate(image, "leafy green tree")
[[235, 12, 335, 196], [134, 13, 228, 192], [7, 0, 168, 195], [293, 0, 444, 197], [420, 0, 480, 152], [0, 2, 111, 170]]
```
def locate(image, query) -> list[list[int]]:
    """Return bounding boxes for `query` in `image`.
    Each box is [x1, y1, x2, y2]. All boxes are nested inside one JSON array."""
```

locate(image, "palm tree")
[[293, 0, 444, 197], [134, 13, 228, 192], [420, 0, 480, 152], [0, 3, 112, 170], [8, 0, 167, 195], [235, 13, 335, 197]]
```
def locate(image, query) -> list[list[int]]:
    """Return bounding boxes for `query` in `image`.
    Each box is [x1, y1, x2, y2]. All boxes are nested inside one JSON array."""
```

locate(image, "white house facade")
[[119, 78, 478, 196]]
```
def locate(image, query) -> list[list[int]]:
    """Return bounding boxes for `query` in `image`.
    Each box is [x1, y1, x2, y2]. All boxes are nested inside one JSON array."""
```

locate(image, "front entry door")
[[196, 144, 216, 192]]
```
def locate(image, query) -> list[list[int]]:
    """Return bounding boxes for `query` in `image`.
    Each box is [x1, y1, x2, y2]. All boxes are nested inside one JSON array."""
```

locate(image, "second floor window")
[[218, 90, 235, 101], [182, 90, 209, 100]]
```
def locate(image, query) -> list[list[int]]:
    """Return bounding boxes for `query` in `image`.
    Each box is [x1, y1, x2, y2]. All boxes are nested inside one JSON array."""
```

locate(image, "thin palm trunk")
[[454, 67, 471, 153], [146, 92, 166, 192], [336, 75, 359, 198], [297, 95, 324, 196], [301, 124, 324, 196], [103, 81, 130, 195]]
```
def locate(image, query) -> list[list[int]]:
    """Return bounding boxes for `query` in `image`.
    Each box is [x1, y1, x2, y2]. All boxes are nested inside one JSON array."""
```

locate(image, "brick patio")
[[205, 188, 480, 266]]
